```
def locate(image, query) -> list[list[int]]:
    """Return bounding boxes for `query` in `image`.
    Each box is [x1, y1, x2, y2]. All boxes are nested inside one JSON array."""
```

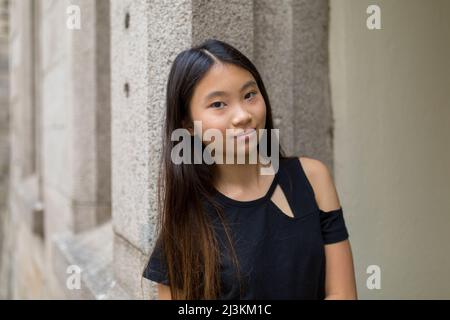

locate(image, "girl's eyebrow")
[[203, 80, 257, 102]]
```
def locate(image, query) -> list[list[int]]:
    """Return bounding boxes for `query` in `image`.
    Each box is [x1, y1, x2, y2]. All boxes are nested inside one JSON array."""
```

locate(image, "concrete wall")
[[330, 0, 450, 299]]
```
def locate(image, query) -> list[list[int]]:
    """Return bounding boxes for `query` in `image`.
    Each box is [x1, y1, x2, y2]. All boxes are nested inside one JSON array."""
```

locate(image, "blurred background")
[[0, 0, 449, 299]]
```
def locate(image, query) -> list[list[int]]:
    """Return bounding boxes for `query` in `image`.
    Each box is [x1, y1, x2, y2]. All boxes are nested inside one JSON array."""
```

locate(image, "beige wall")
[[330, 0, 450, 299]]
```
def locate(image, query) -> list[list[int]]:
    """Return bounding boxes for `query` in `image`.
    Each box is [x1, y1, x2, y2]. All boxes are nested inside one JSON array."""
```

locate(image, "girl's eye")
[[245, 91, 257, 100], [209, 92, 257, 109], [209, 101, 225, 109]]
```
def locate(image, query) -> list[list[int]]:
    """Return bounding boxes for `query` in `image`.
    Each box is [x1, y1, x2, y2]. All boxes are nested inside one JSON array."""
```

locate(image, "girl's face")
[[188, 63, 267, 157]]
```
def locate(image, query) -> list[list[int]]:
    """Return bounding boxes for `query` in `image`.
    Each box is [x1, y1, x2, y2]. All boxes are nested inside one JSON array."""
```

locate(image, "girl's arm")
[[157, 283, 172, 300], [324, 240, 357, 299], [300, 157, 358, 299]]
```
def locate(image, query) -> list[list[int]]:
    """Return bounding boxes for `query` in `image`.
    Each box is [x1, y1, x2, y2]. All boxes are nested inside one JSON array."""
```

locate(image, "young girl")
[[143, 39, 357, 300]]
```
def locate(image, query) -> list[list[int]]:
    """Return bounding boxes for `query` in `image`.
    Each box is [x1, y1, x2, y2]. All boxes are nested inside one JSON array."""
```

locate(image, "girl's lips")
[[234, 128, 256, 138]]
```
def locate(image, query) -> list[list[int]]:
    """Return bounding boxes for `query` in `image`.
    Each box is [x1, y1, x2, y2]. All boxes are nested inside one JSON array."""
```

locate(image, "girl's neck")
[[212, 159, 274, 199]]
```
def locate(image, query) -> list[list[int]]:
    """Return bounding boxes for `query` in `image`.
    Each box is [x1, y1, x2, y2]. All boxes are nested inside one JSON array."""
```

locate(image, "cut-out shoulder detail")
[[212, 170, 279, 208], [298, 156, 342, 212], [270, 184, 294, 218]]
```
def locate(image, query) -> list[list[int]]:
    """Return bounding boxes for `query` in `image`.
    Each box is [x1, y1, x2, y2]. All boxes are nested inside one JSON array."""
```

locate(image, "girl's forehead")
[[194, 63, 254, 96]]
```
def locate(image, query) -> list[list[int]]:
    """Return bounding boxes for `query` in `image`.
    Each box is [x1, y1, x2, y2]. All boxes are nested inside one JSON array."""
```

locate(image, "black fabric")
[[143, 157, 349, 299]]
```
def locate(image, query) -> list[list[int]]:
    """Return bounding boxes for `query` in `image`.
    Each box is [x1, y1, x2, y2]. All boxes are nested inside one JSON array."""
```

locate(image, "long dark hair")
[[156, 39, 286, 299]]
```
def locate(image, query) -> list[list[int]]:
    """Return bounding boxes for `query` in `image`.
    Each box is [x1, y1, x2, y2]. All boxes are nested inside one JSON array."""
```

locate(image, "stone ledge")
[[113, 231, 156, 300], [51, 221, 129, 299]]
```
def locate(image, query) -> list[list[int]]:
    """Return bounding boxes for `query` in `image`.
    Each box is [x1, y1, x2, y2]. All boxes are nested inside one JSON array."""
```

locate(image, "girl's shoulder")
[[296, 156, 342, 213]]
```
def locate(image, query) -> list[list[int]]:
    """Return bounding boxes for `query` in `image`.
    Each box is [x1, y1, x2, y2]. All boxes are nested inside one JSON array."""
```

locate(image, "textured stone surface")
[[111, 0, 192, 255], [292, 0, 334, 169], [113, 232, 153, 299], [254, 0, 295, 155], [192, 0, 254, 59]]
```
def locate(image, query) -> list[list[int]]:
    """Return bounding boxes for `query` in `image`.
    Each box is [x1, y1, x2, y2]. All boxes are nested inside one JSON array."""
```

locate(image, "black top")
[[143, 157, 349, 299]]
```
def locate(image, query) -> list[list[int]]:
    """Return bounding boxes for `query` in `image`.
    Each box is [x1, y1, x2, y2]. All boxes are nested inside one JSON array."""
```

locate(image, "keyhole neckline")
[[213, 171, 279, 208]]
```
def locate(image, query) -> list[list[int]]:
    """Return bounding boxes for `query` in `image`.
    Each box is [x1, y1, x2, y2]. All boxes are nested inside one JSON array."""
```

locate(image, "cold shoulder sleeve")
[[142, 238, 169, 285], [319, 207, 349, 245]]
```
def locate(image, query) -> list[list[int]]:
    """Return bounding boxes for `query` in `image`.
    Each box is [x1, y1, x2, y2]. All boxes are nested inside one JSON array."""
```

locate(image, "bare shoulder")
[[298, 156, 328, 178], [298, 156, 341, 212]]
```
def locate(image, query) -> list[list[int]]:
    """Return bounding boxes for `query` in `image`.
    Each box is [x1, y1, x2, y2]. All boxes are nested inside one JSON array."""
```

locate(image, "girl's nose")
[[231, 104, 252, 126]]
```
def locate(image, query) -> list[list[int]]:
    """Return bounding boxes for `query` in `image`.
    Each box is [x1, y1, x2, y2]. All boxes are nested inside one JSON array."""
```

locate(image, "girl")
[[143, 39, 357, 300]]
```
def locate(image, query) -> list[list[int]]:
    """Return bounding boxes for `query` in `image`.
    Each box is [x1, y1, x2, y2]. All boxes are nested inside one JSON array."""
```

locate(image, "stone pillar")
[[43, 0, 113, 298], [69, 0, 111, 231], [292, 0, 334, 170], [42, 0, 111, 238], [254, 0, 296, 154], [111, 0, 193, 299]]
